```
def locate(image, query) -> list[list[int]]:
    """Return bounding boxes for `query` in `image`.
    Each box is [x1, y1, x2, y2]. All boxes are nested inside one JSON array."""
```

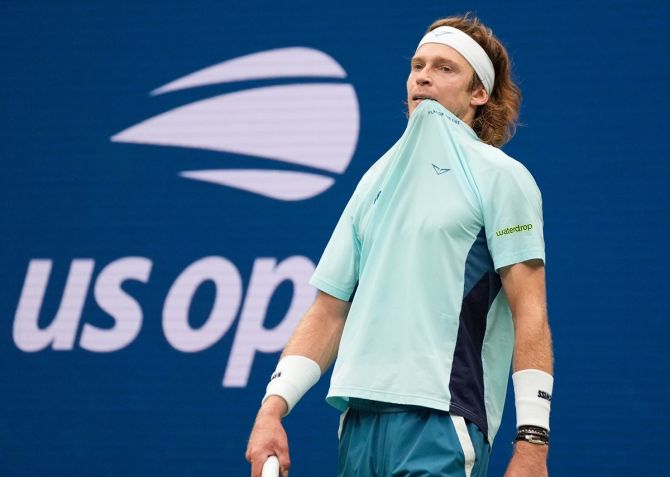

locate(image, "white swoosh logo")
[[151, 47, 347, 95], [180, 169, 334, 201], [111, 47, 359, 201]]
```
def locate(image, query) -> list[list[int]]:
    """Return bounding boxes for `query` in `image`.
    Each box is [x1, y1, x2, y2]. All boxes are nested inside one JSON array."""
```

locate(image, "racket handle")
[[261, 455, 280, 477]]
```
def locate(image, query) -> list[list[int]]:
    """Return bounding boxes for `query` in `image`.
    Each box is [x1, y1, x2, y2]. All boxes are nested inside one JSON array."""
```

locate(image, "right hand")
[[246, 396, 290, 477]]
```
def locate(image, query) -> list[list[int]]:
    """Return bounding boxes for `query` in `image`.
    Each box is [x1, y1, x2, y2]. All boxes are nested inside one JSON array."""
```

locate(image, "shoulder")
[[353, 139, 399, 193], [467, 141, 540, 191], [469, 140, 529, 173]]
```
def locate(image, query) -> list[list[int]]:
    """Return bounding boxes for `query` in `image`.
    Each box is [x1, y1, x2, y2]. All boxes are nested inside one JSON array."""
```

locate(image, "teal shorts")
[[338, 399, 490, 477]]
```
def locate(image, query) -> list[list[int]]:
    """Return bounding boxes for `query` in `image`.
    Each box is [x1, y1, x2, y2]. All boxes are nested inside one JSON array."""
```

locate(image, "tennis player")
[[246, 13, 554, 477]]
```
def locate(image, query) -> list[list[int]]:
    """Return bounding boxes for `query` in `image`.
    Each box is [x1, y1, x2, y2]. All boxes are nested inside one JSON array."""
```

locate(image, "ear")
[[470, 85, 489, 107]]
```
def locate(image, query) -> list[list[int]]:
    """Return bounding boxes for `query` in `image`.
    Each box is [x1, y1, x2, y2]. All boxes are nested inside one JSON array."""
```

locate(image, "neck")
[[459, 105, 478, 127]]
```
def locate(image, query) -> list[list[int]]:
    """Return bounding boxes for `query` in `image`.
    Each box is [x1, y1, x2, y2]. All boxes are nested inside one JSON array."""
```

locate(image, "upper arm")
[[312, 290, 351, 321]]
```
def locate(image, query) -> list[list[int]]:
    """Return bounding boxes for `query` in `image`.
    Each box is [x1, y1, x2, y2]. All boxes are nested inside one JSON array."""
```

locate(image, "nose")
[[415, 67, 432, 86]]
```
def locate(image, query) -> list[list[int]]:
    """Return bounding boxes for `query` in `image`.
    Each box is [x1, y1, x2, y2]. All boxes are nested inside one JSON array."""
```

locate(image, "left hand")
[[503, 441, 549, 477]]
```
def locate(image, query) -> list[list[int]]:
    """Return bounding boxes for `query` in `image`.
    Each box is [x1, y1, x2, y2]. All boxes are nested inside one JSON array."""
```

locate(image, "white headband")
[[416, 26, 495, 94]]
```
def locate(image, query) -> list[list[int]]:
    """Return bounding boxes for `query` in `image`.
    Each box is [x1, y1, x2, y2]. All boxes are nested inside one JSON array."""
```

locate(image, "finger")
[[251, 458, 265, 477], [277, 449, 291, 475]]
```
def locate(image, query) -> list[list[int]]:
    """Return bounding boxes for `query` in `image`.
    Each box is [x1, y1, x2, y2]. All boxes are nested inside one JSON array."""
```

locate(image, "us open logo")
[[111, 47, 360, 200], [11, 48, 359, 389]]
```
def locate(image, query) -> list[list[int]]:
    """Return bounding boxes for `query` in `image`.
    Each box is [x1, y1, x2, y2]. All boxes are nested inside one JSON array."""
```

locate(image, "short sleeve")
[[483, 161, 545, 271], [309, 192, 361, 301]]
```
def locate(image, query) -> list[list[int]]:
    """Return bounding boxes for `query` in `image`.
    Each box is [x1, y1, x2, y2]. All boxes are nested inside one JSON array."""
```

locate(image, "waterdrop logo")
[[111, 47, 360, 200]]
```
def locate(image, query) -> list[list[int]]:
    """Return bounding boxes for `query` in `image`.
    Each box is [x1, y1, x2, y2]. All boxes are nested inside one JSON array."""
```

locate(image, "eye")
[[411, 63, 424, 71], [440, 65, 452, 72]]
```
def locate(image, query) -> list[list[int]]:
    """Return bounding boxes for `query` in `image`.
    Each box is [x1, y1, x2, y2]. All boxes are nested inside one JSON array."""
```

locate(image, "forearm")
[[247, 292, 349, 473], [505, 316, 553, 477], [512, 313, 553, 374], [281, 292, 348, 373], [501, 261, 553, 476], [511, 310, 554, 433], [259, 292, 348, 416]]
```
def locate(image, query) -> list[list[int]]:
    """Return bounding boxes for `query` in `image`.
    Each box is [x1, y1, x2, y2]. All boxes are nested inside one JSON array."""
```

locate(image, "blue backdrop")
[[2, 1, 669, 475]]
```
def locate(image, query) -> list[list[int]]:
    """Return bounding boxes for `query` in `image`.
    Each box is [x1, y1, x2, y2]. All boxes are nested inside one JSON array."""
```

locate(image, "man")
[[246, 14, 554, 477]]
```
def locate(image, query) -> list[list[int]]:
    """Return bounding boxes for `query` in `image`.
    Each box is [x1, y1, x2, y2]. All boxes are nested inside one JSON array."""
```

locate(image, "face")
[[406, 42, 488, 123]]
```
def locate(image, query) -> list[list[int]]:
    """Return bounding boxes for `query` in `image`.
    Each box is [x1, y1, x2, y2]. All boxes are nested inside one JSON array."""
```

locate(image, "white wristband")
[[263, 355, 321, 415], [512, 369, 553, 431]]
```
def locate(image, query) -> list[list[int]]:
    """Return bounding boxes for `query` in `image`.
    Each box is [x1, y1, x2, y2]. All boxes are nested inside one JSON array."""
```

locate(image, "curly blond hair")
[[426, 14, 522, 147]]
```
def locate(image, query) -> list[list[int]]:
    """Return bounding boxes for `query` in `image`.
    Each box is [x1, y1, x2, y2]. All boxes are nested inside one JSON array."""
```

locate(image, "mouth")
[[412, 95, 436, 102]]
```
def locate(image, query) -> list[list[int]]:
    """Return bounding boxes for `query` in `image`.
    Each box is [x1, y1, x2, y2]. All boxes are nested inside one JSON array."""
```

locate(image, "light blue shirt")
[[309, 100, 545, 442]]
